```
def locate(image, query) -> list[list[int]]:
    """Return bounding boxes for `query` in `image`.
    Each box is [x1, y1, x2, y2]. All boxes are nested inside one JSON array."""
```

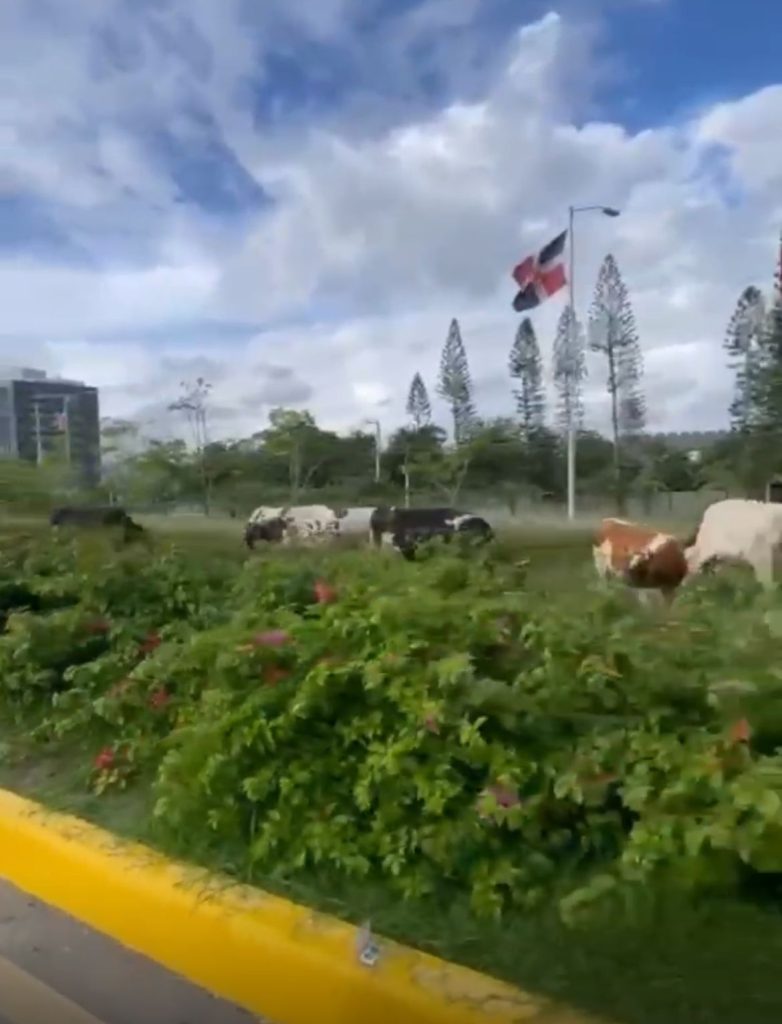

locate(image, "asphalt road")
[[0, 879, 265, 1024]]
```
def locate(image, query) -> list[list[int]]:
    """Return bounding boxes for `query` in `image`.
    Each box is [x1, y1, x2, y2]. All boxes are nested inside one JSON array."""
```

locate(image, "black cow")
[[49, 505, 145, 543], [369, 506, 493, 561], [244, 517, 286, 550]]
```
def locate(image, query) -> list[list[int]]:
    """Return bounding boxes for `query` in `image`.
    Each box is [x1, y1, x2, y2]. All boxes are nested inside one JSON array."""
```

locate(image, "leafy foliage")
[[3, 533, 782, 924]]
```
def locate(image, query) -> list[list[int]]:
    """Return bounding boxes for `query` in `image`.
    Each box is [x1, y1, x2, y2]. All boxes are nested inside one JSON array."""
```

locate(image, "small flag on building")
[[54, 412, 67, 432], [511, 229, 568, 312]]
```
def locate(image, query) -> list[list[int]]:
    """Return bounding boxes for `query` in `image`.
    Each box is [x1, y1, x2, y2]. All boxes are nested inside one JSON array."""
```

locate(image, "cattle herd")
[[46, 497, 782, 596], [244, 504, 494, 560]]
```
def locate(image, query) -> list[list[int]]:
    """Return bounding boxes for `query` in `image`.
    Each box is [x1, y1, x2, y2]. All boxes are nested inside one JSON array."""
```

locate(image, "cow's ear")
[[334, 508, 348, 518]]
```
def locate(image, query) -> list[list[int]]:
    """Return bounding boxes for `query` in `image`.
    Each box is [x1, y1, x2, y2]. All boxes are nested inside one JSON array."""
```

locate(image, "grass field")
[[0, 513, 781, 1023]]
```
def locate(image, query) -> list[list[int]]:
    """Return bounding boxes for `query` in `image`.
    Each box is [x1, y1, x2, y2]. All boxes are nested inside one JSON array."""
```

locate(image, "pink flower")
[[94, 747, 115, 771], [252, 629, 290, 649], [148, 687, 171, 710]]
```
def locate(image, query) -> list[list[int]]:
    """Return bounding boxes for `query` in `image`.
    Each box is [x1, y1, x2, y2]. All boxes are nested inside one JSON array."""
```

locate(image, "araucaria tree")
[[753, 237, 782, 440], [509, 318, 545, 440], [405, 372, 432, 429], [552, 305, 586, 435], [437, 318, 477, 443], [724, 285, 766, 432], [588, 254, 646, 505]]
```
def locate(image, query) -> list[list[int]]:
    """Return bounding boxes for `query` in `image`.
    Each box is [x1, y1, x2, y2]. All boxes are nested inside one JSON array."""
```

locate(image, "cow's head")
[[245, 517, 286, 548]]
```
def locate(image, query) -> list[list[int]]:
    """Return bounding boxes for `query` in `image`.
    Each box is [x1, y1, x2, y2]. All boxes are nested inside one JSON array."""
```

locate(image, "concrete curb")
[[0, 787, 599, 1024]]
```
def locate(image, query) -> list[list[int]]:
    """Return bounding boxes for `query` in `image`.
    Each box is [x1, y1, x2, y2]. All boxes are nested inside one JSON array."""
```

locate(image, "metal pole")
[[567, 205, 576, 521]]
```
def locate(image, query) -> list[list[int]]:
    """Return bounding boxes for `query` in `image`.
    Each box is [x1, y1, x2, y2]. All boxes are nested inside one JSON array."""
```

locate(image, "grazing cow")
[[244, 505, 341, 549], [593, 517, 688, 603], [49, 505, 145, 542], [684, 499, 782, 587], [369, 506, 493, 561]]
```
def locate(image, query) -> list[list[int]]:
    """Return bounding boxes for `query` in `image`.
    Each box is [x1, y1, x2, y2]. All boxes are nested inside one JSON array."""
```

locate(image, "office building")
[[0, 368, 101, 487]]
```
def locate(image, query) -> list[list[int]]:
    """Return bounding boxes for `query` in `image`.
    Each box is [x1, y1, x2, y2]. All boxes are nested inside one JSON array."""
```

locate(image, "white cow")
[[244, 504, 340, 548], [685, 499, 782, 587], [333, 506, 375, 537]]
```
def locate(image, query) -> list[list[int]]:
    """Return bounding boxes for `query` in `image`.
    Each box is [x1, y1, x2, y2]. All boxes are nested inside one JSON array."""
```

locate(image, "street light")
[[565, 204, 621, 521]]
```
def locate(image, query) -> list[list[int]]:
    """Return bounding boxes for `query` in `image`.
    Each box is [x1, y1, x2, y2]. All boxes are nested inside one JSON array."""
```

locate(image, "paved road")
[[0, 879, 265, 1024]]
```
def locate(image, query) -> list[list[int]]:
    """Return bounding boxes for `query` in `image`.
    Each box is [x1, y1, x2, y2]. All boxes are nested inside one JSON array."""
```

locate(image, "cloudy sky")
[[2, 0, 781, 442]]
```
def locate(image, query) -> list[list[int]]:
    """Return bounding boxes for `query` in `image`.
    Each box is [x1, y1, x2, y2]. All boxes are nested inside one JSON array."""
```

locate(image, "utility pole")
[[565, 204, 621, 520]]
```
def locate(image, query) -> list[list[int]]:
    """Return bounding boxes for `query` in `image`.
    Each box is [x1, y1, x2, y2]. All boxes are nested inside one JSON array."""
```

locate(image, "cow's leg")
[[592, 542, 612, 583], [750, 546, 775, 588]]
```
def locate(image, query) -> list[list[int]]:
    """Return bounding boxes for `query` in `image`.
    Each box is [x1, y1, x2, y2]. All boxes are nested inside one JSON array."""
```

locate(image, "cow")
[[592, 517, 689, 604], [684, 499, 782, 587], [244, 505, 341, 550], [369, 506, 493, 561], [49, 505, 145, 543]]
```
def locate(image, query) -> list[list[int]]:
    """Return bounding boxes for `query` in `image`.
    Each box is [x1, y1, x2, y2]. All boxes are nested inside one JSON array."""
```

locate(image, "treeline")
[[41, 238, 782, 516]]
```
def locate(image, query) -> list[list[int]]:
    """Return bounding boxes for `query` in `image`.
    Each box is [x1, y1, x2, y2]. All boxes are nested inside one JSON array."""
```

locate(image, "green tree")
[[437, 318, 477, 444], [588, 254, 646, 510], [724, 286, 765, 432], [405, 373, 432, 429], [553, 305, 586, 434], [508, 318, 545, 441]]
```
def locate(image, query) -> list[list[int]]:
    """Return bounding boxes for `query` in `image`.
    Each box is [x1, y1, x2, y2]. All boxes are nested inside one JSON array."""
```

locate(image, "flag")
[[53, 412, 67, 432], [511, 229, 568, 312]]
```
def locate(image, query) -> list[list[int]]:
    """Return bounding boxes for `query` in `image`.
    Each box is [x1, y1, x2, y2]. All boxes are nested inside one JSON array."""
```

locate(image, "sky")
[[2, 0, 781, 443]]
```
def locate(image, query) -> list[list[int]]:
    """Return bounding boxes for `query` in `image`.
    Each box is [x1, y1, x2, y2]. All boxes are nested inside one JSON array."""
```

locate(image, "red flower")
[[138, 631, 162, 656], [729, 717, 752, 744], [94, 747, 115, 772], [148, 687, 171, 710], [263, 666, 290, 687], [252, 629, 290, 648], [313, 579, 338, 604], [486, 783, 520, 809], [84, 617, 110, 636]]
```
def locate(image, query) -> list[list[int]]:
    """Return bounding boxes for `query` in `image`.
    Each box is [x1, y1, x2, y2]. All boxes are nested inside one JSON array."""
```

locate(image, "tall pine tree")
[[588, 254, 645, 508], [723, 285, 766, 432], [509, 318, 545, 441], [405, 372, 432, 428], [437, 318, 477, 444], [552, 305, 586, 434], [754, 235, 782, 440]]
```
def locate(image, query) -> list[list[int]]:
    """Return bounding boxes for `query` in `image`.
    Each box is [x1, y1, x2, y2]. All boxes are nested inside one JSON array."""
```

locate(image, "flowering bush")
[[2, 532, 782, 920]]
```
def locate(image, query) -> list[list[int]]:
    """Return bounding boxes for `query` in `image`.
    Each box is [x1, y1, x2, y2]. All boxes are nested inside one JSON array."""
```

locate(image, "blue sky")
[[1, 0, 781, 437]]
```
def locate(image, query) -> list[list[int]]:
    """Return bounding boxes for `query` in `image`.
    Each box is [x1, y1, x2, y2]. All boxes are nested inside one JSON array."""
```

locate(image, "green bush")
[[2, 533, 782, 922]]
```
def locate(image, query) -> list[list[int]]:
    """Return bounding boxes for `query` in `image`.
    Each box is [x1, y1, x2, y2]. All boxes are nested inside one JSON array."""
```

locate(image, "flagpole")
[[567, 205, 576, 521]]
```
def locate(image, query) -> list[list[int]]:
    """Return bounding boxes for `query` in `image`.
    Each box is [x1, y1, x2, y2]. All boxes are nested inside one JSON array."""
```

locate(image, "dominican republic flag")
[[511, 229, 568, 312]]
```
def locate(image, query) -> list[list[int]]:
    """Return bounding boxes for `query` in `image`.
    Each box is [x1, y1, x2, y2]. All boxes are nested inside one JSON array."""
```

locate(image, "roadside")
[[0, 878, 262, 1024]]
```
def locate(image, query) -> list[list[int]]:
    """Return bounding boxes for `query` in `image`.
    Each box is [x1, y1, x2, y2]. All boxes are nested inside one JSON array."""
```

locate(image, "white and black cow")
[[369, 506, 493, 561], [244, 505, 342, 549]]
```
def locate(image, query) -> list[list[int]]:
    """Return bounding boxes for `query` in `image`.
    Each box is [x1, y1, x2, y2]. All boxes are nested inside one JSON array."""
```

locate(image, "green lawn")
[[1, 514, 781, 1024]]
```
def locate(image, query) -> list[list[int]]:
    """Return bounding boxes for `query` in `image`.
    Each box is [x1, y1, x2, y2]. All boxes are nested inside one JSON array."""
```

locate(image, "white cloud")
[[1, 5, 781, 445]]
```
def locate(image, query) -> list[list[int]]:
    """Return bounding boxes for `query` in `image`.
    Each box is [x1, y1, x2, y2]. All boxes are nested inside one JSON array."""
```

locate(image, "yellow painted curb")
[[0, 788, 600, 1024]]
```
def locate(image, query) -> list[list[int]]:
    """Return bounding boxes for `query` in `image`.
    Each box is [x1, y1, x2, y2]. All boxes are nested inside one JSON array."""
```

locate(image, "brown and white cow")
[[593, 517, 689, 603]]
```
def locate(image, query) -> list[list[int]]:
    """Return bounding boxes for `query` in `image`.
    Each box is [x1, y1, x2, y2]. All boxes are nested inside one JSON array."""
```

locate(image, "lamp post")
[[566, 204, 621, 521]]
